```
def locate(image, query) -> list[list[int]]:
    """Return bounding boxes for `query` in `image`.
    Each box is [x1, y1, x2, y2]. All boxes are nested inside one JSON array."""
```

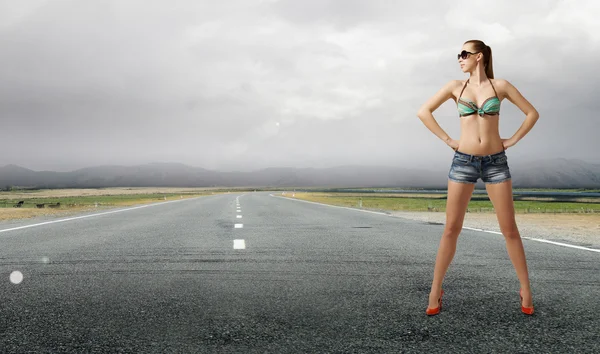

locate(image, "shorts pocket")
[[491, 155, 508, 165], [453, 155, 471, 165]]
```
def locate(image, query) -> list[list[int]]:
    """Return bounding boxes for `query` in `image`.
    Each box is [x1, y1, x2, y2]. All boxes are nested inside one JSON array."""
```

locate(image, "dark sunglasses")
[[457, 50, 480, 60]]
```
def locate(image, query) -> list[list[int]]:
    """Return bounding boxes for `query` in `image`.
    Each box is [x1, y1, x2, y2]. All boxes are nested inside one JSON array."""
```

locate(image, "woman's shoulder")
[[443, 80, 466, 92], [490, 79, 516, 99], [491, 78, 512, 88], [445, 80, 466, 99]]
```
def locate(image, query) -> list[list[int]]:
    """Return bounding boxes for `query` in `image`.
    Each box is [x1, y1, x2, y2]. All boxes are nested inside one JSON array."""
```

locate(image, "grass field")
[[282, 192, 600, 214], [314, 187, 600, 193], [0, 187, 235, 221], [0, 188, 221, 207]]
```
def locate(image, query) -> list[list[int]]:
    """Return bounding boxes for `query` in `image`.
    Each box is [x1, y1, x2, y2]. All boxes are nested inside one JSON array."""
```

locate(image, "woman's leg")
[[485, 179, 533, 307], [428, 180, 475, 308]]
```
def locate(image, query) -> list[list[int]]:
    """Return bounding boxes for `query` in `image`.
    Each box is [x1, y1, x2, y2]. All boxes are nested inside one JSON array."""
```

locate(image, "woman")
[[416, 40, 540, 316]]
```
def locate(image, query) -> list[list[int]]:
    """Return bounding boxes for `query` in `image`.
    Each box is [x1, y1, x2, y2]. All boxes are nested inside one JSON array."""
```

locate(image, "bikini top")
[[457, 79, 501, 117]]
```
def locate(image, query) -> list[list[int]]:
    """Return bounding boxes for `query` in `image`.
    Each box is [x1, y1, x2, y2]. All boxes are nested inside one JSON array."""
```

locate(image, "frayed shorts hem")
[[447, 177, 512, 185], [447, 177, 475, 185], [483, 177, 512, 185]]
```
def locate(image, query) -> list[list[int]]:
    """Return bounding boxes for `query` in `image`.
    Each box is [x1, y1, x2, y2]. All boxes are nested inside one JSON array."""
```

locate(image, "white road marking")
[[273, 194, 600, 254], [463, 226, 500, 234], [519, 238, 600, 253], [237, 215, 242, 218], [462, 227, 600, 253], [463, 227, 600, 253], [234, 224, 243, 228], [233, 239, 246, 249], [0, 197, 203, 234], [270, 194, 390, 216]]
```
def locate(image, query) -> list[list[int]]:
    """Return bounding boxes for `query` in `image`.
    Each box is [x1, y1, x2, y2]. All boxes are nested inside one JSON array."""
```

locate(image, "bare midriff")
[[456, 114, 504, 155]]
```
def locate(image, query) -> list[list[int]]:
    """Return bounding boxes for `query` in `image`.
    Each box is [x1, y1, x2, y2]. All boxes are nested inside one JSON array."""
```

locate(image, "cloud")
[[0, 0, 599, 172]]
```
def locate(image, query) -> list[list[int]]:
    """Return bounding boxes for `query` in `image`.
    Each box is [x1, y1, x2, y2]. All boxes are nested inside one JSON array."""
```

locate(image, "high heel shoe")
[[426, 289, 444, 316], [520, 289, 534, 315]]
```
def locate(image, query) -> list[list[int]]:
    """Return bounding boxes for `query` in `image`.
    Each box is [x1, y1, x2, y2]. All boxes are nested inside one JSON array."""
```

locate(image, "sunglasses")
[[457, 50, 480, 60]]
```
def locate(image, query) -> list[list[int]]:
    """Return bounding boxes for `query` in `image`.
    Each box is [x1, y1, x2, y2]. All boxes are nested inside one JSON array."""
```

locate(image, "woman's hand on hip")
[[446, 138, 460, 151], [501, 138, 516, 150]]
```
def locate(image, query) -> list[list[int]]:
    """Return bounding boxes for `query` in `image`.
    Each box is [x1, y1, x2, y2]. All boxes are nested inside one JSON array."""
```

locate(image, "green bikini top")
[[457, 79, 501, 117]]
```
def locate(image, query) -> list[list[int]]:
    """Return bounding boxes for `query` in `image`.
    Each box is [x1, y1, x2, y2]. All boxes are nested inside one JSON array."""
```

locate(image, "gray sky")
[[1, 0, 599, 172]]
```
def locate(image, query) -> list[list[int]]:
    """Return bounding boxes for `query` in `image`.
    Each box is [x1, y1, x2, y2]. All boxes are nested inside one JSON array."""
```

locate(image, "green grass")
[[293, 193, 600, 214], [512, 188, 600, 193], [0, 193, 209, 208]]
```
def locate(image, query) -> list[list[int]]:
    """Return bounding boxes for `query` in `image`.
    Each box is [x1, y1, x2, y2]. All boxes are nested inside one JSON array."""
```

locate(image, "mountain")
[[1, 158, 599, 189], [509, 158, 600, 188]]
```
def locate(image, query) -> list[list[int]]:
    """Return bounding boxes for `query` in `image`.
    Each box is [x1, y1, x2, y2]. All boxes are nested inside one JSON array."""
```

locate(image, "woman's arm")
[[498, 79, 540, 148], [417, 80, 459, 148]]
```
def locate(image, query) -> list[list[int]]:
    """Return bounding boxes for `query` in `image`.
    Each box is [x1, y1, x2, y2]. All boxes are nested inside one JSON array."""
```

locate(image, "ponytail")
[[485, 45, 494, 79], [465, 40, 494, 79]]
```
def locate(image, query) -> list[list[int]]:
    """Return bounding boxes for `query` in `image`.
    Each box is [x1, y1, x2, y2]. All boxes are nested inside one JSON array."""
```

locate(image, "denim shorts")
[[448, 149, 511, 185]]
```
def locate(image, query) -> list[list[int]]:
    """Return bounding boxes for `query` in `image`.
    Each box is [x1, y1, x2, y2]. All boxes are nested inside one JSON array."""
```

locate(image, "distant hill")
[[508, 158, 600, 188], [1, 158, 599, 189]]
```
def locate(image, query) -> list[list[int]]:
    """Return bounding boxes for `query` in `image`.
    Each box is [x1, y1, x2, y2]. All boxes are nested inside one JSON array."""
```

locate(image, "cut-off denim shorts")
[[448, 149, 511, 185]]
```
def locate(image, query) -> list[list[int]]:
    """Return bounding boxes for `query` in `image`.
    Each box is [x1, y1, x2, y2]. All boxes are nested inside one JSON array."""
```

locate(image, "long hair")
[[465, 40, 494, 79]]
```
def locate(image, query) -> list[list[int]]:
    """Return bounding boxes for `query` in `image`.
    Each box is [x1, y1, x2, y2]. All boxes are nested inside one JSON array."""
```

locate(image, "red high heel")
[[520, 289, 534, 315], [426, 289, 444, 316]]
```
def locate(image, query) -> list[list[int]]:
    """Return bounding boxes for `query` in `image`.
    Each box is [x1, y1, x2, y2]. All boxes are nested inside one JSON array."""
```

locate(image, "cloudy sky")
[[1, 0, 599, 172]]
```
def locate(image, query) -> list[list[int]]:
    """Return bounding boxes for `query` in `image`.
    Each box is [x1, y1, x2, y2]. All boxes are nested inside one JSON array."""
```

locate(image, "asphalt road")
[[1, 192, 598, 353]]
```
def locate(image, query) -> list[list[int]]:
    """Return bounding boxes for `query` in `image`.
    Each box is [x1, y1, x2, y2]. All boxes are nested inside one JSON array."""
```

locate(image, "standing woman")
[[416, 40, 540, 316]]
